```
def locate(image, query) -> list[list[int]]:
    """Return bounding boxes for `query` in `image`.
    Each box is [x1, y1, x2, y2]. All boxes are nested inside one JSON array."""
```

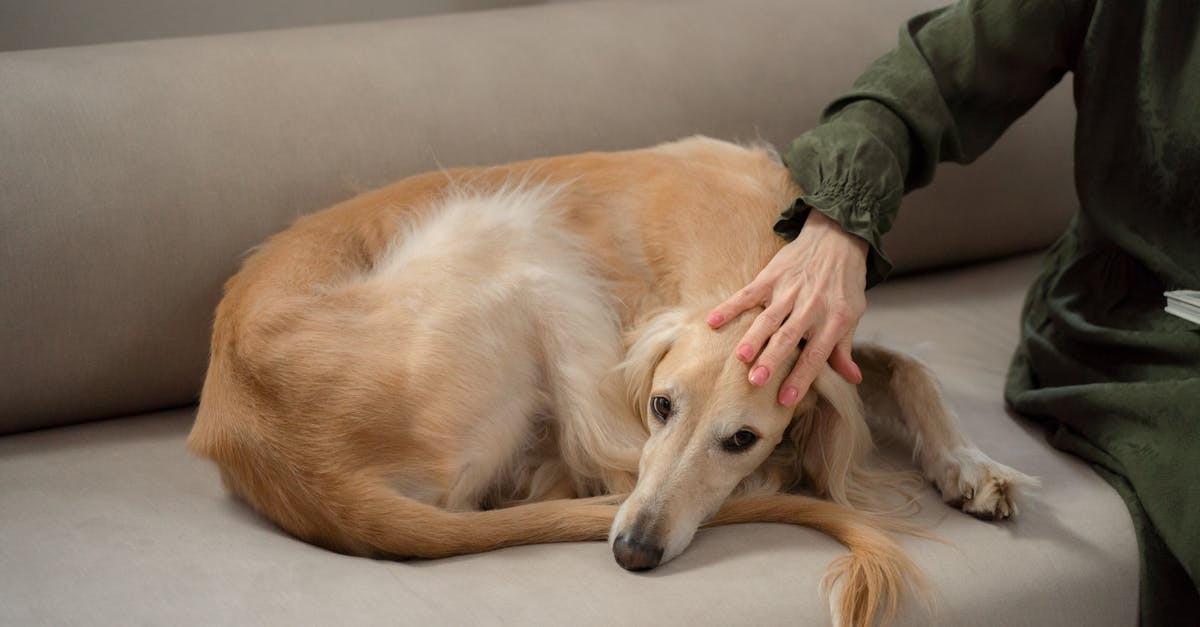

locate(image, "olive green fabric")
[[776, 0, 1200, 623]]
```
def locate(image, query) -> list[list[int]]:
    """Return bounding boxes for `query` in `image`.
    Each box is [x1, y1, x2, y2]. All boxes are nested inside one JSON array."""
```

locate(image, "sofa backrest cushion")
[[0, 0, 1074, 434]]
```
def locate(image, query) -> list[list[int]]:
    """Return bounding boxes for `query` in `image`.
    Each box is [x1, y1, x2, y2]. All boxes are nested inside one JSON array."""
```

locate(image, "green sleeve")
[[777, 0, 1091, 287]]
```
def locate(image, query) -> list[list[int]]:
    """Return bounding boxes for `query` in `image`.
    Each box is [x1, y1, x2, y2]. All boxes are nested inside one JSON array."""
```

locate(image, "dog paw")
[[930, 448, 1038, 521]]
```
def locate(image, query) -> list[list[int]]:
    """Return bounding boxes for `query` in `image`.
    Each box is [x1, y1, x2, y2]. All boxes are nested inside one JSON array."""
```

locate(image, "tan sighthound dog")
[[189, 136, 1034, 627]]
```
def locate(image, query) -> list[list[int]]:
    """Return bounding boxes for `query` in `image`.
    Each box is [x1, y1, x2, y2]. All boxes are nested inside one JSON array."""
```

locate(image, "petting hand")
[[706, 209, 869, 407]]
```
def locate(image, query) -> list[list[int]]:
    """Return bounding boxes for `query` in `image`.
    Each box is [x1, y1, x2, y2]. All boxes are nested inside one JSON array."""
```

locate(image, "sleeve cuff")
[[773, 196, 894, 290]]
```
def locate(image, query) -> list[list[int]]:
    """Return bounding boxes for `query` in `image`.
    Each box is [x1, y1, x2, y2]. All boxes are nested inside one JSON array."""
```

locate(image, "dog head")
[[610, 307, 812, 571]]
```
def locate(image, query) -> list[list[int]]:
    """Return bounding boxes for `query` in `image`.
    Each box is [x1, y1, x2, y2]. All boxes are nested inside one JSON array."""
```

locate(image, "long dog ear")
[[619, 308, 689, 418], [800, 370, 876, 508]]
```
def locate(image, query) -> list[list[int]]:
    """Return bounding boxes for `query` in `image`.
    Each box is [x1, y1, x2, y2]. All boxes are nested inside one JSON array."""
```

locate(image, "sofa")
[[0, 1, 1140, 625]]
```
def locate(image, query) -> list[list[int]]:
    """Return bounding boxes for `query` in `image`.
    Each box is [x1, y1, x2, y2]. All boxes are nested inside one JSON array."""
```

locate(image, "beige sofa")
[[0, 1, 1139, 624]]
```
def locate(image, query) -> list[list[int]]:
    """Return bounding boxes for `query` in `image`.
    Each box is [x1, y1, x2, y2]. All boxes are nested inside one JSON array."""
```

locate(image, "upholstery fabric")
[[0, 254, 1138, 627], [0, 0, 542, 51], [0, 0, 1074, 434]]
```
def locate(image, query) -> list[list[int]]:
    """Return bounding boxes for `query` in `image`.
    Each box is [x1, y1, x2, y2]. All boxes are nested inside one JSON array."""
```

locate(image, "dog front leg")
[[854, 344, 1037, 519]]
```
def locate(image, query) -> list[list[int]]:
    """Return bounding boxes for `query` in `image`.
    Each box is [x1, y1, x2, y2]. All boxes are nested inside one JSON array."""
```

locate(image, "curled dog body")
[[189, 137, 1034, 627]]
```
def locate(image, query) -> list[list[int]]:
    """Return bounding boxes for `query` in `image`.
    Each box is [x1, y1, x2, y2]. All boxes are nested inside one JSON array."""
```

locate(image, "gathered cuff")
[[778, 103, 907, 289], [773, 186, 894, 290]]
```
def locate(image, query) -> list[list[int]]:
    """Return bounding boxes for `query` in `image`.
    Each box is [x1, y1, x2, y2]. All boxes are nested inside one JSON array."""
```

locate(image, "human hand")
[[706, 209, 869, 407]]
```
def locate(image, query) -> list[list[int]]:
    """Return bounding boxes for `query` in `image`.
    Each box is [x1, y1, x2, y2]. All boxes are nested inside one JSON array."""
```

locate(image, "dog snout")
[[612, 531, 664, 571]]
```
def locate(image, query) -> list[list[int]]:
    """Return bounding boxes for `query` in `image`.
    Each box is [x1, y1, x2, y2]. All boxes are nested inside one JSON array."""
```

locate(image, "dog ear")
[[798, 371, 875, 506], [619, 308, 689, 418]]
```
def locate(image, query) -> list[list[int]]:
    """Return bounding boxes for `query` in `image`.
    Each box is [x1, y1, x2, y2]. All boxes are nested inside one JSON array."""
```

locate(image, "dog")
[[188, 136, 1034, 627]]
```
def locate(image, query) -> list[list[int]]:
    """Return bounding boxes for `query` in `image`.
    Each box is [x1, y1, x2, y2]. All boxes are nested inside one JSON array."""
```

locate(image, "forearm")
[[779, 0, 1085, 286]]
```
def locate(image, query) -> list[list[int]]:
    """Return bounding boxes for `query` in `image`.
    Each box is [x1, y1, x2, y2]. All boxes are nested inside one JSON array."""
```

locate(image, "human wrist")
[[805, 207, 870, 257]]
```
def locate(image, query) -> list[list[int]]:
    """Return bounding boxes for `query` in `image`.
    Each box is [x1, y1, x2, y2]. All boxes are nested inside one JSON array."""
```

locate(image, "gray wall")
[[0, 0, 554, 51]]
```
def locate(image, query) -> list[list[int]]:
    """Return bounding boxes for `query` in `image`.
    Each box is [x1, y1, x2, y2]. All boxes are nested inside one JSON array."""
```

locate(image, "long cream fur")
[[189, 136, 1033, 627]]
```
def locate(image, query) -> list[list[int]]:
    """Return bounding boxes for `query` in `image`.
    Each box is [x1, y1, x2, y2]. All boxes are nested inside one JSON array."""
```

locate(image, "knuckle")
[[758, 309, 784, 330], [741, 327, 765, 345], [775, 325, 801, 346], [739, 284, 763, 302], [760, 338, 790, 364], [783, 368, 812, 390], [754, 344, 779, 367], [802, 345, 831, 368], [828, 301, 855, 326]]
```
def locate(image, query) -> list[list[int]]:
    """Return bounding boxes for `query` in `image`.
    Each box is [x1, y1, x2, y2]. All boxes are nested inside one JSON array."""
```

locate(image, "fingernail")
[[707, 312, 725, 327], [780, 387, 799, 407], [851, 361, 863, 383], [749, 366, 769, 386], [736, 344, 755, 362]]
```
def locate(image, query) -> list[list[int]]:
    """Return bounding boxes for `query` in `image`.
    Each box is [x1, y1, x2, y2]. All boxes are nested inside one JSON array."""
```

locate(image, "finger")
[[828, 323, 862, 384], [776, 327, 840, 407], [829, 342, 862, 384], [737, 301, 793, 370], [777, 306, 858, 405], [707, 282, 767, 329], [749, 312, 811, 387]]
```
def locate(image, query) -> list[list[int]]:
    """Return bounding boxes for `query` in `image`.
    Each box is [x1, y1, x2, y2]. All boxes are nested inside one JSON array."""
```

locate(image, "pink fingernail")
[[736, 344, 755, 362], [707, 312, 725, 327], [780, 387, 799, 407], [749, 366, 769, 386]]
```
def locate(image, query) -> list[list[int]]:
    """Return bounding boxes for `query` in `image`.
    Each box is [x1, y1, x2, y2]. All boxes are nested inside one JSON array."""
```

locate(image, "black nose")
[[612, 533, 664, 571]]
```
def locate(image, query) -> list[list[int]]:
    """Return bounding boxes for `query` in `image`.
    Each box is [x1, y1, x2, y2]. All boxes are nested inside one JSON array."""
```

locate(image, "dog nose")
[[612, 533, 664, 571]]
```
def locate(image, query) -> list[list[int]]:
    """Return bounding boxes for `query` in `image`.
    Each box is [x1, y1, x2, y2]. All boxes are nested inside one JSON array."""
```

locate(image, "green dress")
[[774, 1, 1200, 623]]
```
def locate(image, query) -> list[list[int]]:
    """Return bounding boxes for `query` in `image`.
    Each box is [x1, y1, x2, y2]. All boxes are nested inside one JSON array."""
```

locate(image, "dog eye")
[[650, 396, 672, 423], [722, 429, 758, 453]]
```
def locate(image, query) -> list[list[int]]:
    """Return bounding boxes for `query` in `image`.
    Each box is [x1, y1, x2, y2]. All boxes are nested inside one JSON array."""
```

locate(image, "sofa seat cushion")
[[0, 253, 1136, 626]]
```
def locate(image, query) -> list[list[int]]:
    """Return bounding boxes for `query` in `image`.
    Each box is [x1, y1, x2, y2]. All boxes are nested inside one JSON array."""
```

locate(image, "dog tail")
[[707, 493, 929, 627], [316, 487, 924, 627], [220, 461, 922, 626], [272, 482, 620, 558], [192, 402, 621, 558]]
